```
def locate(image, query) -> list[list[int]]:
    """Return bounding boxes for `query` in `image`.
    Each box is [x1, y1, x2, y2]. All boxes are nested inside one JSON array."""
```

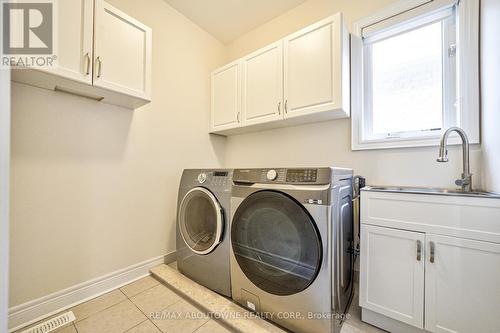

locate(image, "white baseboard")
[[8, 252, 177, 332]]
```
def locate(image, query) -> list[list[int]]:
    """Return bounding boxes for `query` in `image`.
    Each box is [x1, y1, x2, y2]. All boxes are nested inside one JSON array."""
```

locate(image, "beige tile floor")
[[16, 274, 232, 333], [17, 266, 385, 333]]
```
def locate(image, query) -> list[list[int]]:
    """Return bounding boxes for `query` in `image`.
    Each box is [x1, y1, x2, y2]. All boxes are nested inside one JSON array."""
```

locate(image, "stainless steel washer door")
[[178, 187, 223, 255], [231, 190, 322, 296]]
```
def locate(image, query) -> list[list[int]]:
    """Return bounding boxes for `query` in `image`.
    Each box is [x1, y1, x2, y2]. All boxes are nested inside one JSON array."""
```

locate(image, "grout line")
[[122, 282, 161, 300], [126, 294, 170, 333], [73, 290, 128, 323], [123, 319, 149, 333], [127, 288, 211, 333], [147, 319, 163, 333], [146, 281, 228, 332], [151, 267, 281, 333], [117, 288, 127, 298], [26, 283, 161, 333], [76, 299, 149, 333], [75, 298, 132, 325], [192, 319, 213, 333], [121, 278, 185, 332]]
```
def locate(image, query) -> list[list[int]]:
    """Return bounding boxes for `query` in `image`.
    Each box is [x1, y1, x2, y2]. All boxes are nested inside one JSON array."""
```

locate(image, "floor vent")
[[20, 311, 76, 333]]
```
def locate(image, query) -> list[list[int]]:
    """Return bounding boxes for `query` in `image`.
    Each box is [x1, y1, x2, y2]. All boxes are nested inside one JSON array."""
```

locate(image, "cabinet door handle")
[[277, 102, 281, 115], [96, 56, 103, 78], [416, 240, 422, 261], [429, 241, 435, 263], [237, 112, 240, 123], [84, 52, 91, 75], [284, 100, 288, 114]]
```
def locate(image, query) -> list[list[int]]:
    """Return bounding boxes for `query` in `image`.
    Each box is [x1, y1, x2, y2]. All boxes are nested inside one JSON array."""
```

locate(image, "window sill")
[[352, 135, 480, 151]]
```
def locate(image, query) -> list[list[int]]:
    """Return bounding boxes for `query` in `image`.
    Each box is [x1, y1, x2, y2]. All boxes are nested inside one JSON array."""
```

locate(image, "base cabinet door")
[[93, 0, 152, 100], [360, 225, 425, 328], [241, 41, 283, 126], [425, 234, 500, 333]]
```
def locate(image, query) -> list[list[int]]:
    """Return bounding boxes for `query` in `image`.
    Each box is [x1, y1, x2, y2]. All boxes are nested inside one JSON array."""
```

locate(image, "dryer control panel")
[[233, 168, 332, 185]]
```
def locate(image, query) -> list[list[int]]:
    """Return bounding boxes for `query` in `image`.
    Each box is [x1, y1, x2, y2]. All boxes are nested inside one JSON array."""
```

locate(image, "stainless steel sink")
[[362, 186, 500, 199]]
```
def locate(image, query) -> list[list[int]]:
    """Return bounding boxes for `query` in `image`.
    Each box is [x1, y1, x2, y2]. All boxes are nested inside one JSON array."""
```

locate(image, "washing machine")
[[230, 168, 354, 333], [176, 169, 232, 297]]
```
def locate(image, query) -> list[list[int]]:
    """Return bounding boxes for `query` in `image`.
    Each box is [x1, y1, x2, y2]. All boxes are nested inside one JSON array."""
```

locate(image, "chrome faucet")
[[437, 127, 472, 192]]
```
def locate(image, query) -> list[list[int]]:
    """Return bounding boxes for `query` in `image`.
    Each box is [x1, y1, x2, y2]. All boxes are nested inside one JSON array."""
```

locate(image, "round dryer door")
[[178, 187, 224, 255], [231, 190, 322, 296]]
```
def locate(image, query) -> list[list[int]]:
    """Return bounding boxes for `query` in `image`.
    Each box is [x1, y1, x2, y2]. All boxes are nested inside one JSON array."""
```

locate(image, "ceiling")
[[164, 0, 307, 44]]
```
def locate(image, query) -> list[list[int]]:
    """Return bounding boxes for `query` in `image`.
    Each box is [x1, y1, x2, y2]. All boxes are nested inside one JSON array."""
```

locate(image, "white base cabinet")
[[360, 225, 425, 329], [425, 235, 500, 333], [360, 190, 500, 333], [210, 13, 349, 136]]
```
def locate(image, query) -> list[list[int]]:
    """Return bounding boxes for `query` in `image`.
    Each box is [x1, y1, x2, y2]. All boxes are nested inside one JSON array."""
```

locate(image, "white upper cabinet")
[[49, 0, 94, 84], [93, 0, 152, 101], [283, 14, 349, 119], [425, 234, 500, 333], [241, 41, 284, 126], [210, 13, 349, 135], [11, 0, 152, 109], [360, 225, 425, 329], [211, 61, 241, 132]]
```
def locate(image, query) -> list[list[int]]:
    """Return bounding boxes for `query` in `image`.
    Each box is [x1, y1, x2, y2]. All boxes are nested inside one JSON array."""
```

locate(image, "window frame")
[[363, 9, 456, 142], [351, 0, 480, 150]]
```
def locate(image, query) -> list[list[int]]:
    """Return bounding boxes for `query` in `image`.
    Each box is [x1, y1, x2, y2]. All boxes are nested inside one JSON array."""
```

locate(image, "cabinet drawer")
[[361, 190, 500, 243]]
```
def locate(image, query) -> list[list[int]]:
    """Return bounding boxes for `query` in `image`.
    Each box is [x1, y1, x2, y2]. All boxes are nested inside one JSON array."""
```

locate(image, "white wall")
[[481, 0, 500, 193], [223, 0, 482, 188], [9, 0, 226, 307], [9, 0, 493, 316], [1, 69, 11, 333]]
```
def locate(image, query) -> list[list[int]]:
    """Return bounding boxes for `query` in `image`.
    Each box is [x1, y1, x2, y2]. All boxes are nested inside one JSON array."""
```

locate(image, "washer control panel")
[[286, 169, 318, 183], [260, 169, 286, 182], [266, 170, 278, 181]]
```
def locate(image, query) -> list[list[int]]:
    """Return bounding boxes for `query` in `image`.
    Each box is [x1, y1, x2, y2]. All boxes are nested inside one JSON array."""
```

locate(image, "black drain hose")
[[341, 176, 365, 323]]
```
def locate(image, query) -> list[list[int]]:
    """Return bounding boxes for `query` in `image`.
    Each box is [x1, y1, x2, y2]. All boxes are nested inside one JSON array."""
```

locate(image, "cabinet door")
[[425, 235, 500, 333], [283, 14, 347, 119], [360, 225, 425, 328], [241, 41, 283, 126], [211, 61, 241, 132], [93, 0, 152, 100], [44, 0, 93, 84]]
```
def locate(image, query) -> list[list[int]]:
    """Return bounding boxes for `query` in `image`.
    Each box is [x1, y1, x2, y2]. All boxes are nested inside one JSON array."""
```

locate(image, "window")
[[351, 0, 479, 150], [366, 13, 455, 139]]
